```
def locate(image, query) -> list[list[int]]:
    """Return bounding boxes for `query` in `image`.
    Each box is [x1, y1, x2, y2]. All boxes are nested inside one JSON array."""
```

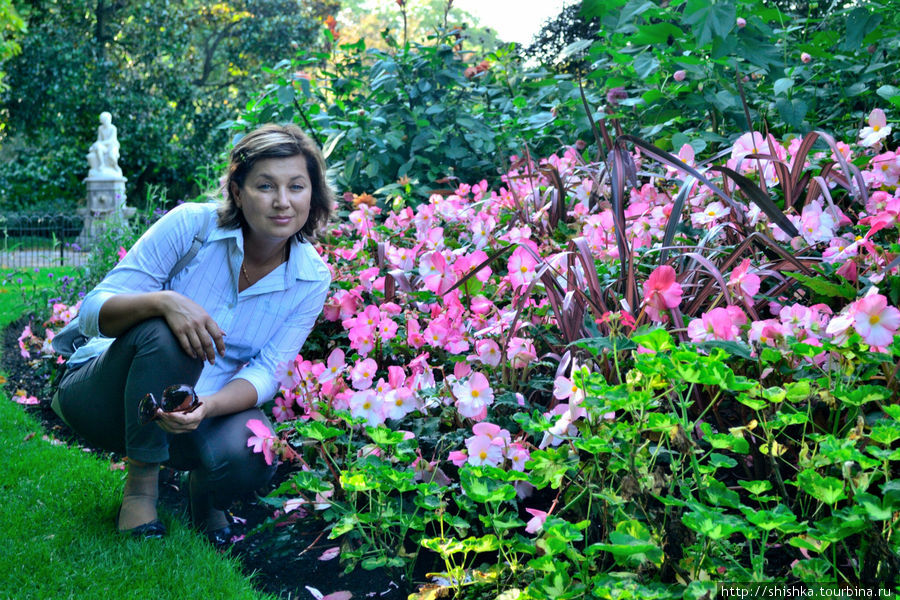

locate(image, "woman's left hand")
[[154, 400, 209, 434]]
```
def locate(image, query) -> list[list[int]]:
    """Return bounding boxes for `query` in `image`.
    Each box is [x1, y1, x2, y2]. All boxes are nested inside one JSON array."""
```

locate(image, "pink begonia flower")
[[687, 307, 741, 342], [506, 337, 537, 368], [836, 260, 858, 283], [800, 52, 812, 64], [729, 259, 760, 303], [246, 419, 276, 465], [779, 303, 817, 338], [525, 508, 549, 534], [474, 339, 502, 366], [406, 317, 426, 348], [349, 358, 377, 390], [642, 265, 683, 322], [797, 199, 837, 244], [853, 294, 900, 347], [447, 450, 468, 467], [869, 152, 900, 188], [418, 250, 456, 294], [322, 289, 360, 322], [272, 396, 295, 423], [472, 421, 511, 444], [347, 325, 375, 356], [673, 70, 686, 82], [453, 250, 492, 283], [736, 17, 746, 27], [318, 547, 341, 561], [748, 319, 786, 347], [553, 376, 581, 400], [17, 324, 34, 359], [454, 361, 472, 380], [304, 586, 352, 600], [383, 387, 417, 421], [507, 246, 539, 290], [387, 365, 407, 389], [318, 348, 346, 383], [424, 319, 449, 349], [507, 442, 531, 472], [691, 200, 730, 227], [470, 295, 495, 315], [452, 372, 494, 419], [349, 389, 385, 427], [275, 358, 303, 390], [386, 244, 417, 271], [464, 434, 504, 467], [13, 390, 40, 405], [859, 108, 892, 147], [826, 311, 856, 345]]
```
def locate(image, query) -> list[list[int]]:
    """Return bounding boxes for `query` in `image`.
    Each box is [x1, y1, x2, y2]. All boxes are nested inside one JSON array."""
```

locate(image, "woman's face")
[[233, 155, 312, 246]]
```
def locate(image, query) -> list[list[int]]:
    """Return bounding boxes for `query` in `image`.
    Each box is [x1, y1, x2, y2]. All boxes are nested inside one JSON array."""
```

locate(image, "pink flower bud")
[[801, 52, 812, 64], [673, 70, 686, 82], [736, 17, 746, 28]]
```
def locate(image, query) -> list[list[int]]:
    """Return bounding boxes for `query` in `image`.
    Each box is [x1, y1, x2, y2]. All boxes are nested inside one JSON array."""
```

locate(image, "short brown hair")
[[217, 123, 333, 240]]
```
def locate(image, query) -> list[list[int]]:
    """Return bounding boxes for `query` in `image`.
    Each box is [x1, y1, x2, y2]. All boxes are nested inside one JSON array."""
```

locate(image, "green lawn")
[[0, 272, 275, 600]]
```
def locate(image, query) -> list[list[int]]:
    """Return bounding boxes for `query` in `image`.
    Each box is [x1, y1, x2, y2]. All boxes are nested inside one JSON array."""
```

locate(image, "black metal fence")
[[0, 213, 89, 269]]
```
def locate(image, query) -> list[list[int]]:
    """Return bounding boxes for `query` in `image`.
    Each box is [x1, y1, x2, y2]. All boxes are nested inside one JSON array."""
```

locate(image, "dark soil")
[[2, 317, 406, 600]]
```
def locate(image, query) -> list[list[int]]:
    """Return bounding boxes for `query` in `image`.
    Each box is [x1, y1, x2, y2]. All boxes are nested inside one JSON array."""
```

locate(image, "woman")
[[54, 123, 333, 543]]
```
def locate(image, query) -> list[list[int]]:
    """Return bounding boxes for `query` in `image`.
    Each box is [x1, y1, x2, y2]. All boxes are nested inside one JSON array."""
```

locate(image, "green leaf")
[[297, 420, 343, 442], [291, 471, 333, 494], [854, 492, 894, 521], [835, 384, 891, 407], [796, 469, 846, 505], [276, 84, 294, 106], [785, 272, 856, 300], [704, 479, 741, 508], [683, 0, 736, 45], [773, 77, 794, 97], [459, 467, 517, 503], [741, 504, 799, 532], [631, 327, 674, 352], [682, 507, 748, 540], [775, 98, 808, 130], [784, 380, 811, 402], [843, 7, 883, 50], [692, 340, 753, 360]]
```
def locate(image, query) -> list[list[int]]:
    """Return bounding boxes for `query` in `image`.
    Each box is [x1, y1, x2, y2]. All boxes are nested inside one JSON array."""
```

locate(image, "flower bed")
[[19, 112, 900, 596]]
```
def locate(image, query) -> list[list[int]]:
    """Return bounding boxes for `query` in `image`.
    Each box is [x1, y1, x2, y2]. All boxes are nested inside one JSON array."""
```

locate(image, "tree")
[[0, 0, 338, 211], [0, 0, 25, 94], [522, 3, 601, 74], [336, 0, 501, 55]]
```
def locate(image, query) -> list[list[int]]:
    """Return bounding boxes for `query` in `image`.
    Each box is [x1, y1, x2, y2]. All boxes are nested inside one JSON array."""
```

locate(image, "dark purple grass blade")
[[708, 165, 800, 238]]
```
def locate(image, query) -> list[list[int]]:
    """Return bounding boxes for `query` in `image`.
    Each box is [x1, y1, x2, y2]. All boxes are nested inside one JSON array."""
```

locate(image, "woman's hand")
[[154, 398, 210, 434], [159, 291, 226, 364], [97, 291, 226, 364]]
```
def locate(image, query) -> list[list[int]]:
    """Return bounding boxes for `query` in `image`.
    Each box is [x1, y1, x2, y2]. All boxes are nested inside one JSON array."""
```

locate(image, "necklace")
[[241, 244, 287, 286]]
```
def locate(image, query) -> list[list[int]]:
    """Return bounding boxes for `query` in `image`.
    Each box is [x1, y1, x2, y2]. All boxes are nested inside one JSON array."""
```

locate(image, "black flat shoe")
[[185, 471, 236, 548], [115, 506, 166, 539], [205, 524, 234, 548]]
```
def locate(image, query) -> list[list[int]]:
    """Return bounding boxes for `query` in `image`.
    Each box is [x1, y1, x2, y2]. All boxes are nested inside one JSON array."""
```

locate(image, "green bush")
[[229, 31, 605, 201], [577, 0, 900, 148]]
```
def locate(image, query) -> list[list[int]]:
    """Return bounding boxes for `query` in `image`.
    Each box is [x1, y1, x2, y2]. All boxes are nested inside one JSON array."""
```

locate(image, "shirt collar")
[[207, 226, 326, 284]]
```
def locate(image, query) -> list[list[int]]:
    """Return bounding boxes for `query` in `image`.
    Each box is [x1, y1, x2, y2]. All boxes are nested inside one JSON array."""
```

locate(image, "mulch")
[[2, 316, 406, 600]]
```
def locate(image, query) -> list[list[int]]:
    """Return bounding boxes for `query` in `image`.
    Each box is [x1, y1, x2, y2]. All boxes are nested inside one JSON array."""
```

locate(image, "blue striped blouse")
[[69, 202, 331, 406]]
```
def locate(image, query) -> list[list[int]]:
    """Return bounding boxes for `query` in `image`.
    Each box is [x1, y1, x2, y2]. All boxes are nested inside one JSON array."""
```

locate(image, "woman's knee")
[[123, 317, 203, 374], [190, 412, 278, 505]]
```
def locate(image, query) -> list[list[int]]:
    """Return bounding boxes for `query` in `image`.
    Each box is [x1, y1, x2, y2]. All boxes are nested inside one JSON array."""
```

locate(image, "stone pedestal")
[[75, 176, 137, 249]]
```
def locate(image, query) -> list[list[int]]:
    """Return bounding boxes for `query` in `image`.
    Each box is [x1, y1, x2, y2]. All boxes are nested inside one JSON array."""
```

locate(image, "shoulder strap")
[[167, 206, 215, 282]]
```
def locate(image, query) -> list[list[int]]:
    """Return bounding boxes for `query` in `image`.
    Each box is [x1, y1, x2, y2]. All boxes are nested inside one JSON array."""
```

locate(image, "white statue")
[[86, 112, 122, 178]]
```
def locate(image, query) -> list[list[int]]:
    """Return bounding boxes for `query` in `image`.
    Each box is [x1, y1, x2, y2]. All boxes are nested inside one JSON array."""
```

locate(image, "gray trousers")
[[56, 318, 277, 510]]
